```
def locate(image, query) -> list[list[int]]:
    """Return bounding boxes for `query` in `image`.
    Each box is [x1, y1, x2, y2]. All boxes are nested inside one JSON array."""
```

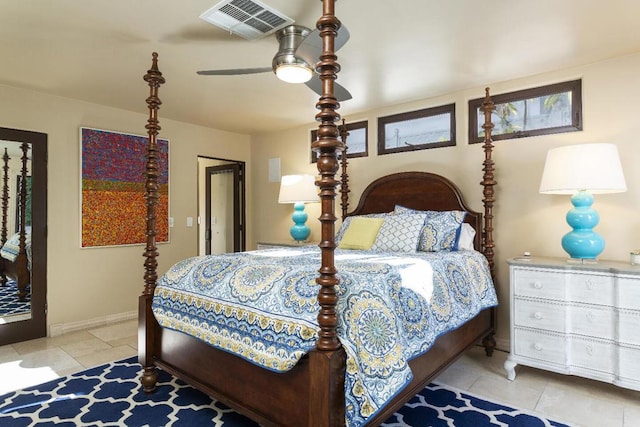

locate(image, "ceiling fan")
[[197, 24, 352, 101]]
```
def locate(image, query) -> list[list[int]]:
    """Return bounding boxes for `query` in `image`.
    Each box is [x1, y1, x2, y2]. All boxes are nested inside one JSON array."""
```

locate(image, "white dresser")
[[505, 256, 640, 391]]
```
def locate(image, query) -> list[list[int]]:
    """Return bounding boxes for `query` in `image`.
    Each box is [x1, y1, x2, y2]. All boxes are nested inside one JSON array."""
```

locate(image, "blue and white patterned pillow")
[[394, 205, 466, 252], [370, 213, 426, 253], [336, 213, 390, 246]]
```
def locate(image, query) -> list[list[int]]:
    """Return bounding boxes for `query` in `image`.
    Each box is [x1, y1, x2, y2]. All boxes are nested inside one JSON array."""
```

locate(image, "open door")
[[204, 163, 245, 254]]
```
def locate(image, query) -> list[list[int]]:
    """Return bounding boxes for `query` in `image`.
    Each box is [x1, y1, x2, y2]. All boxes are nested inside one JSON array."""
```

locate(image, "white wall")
[[0, 83, 252, 332], [250, 52, 640, 350]]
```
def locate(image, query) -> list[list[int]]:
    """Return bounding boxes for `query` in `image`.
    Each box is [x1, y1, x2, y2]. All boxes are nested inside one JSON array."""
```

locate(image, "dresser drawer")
[[568, 305, 615, 340], [619, 345, 640, 380], [513, 268, 564, 300], [568, 337, 615, 374], [619, 310, 640, 346], [617, 276, 640, 311], [514, 329, 565, 364], [513, 299, 565, 332], [566, 272, 614, 306]]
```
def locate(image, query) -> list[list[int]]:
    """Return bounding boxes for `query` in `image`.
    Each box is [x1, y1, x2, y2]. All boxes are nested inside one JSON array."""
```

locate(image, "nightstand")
[[505, 256, 640, 391], [256, 240, 318, 250]]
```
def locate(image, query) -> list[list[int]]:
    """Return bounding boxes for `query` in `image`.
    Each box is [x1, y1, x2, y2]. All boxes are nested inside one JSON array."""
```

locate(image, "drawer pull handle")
[[533, 343, 543, 351], [533, 312, 543, 320], [585, 279, 594, 290], [586, 344, 594, 355], [533, 281, 543, 289], [586, 312, 596, 322]]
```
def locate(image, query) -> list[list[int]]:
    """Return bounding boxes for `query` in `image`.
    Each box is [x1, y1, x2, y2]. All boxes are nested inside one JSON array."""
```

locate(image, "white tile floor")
[[1, 320, 639, 426]]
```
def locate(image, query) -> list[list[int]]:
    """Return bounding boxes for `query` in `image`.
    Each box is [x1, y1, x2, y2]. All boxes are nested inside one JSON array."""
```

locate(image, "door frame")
[[0, 127, 47, 346], [198, 156, 245, 254]]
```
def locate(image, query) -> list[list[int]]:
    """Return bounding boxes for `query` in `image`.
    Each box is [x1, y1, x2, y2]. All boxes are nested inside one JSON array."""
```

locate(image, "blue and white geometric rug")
[[0, 357, 570, 426], [0, 280, 30, 317]]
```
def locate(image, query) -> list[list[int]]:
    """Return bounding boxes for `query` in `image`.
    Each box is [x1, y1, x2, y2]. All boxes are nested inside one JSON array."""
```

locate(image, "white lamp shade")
[[278, 174, 319, 203], [539, 143, 627, 195]]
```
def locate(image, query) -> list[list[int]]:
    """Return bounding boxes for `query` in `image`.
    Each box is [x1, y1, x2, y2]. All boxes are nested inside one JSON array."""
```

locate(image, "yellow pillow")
[[338, 217, 384, 250]]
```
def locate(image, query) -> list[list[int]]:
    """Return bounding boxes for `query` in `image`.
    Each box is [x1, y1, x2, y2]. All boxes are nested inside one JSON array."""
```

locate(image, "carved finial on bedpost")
[[142, 51, 165, 298], [0, 148, 8, 287], [480, 87, 496, 278], [1, 148, 8, 248], [140, 52, 165, 393], [339, 119, 350, 221], [311, 0, 344, 353], [481, 87, 497, 357], [310, 3, 346, 421], [15, 143, 29, 300]]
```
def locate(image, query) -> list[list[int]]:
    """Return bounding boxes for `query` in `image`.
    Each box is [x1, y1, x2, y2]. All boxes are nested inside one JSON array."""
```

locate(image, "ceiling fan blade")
[[197, 67, 272, 76], [295, 25, 350, 68], [304, 74, 352, 102]]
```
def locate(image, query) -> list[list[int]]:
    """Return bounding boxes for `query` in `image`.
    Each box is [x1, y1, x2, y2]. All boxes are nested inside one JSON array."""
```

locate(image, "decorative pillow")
[[457, 223, 476, 251], [370, 213, 426, 253], [394, 205, 467, 251], [336, 213, 390, 245], [338, 217, 384, 250]]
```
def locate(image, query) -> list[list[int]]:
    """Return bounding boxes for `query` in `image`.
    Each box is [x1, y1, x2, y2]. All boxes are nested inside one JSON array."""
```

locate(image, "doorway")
[[198, 157, 245, 255]]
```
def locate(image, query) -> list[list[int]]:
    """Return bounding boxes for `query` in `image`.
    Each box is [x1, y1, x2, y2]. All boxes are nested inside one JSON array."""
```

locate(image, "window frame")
[[468, 79, 582, 144], [377, 103, 456, 155]]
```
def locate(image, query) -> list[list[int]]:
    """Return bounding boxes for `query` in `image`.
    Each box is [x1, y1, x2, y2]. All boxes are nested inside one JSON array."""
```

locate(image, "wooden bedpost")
[[480, 88, 496, 278], [0, 148, 8, 287], [15, 142, 29, 301], [339, 120, 349, 221], [309, 0, 347, 424], [139, 52, 165, 393], [480, 87, 497, 356]]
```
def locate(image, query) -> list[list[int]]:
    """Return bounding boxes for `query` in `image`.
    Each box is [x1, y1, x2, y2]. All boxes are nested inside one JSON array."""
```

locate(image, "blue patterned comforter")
[[152, 246, 497, 427]]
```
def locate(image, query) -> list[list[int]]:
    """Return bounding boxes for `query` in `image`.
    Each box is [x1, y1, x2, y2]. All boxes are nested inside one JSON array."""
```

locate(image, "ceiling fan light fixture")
[[276, 63, 313, 83]]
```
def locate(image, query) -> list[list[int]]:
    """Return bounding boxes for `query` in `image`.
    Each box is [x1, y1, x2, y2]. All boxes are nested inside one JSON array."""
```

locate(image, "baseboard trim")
[[49, 310, 137, 337], [495, 337, 509, 353]]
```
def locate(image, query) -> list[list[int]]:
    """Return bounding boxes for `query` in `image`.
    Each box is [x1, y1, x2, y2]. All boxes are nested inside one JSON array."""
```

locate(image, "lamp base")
[[562, 190, 604, 260], [289, 202, 310, 242]]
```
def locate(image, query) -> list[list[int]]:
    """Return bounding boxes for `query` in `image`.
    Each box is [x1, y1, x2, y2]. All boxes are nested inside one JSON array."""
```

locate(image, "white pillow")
[[457, 223, 476, 251]]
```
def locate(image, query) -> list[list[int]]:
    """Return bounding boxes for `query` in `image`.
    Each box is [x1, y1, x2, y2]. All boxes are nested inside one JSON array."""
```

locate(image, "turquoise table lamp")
[[539, 143, 626, 260], [278, 174, 319, 242]]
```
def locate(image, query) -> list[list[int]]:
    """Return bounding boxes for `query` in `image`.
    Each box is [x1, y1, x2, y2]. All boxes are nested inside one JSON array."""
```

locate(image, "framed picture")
[[310, 120, 368, 163], [80, 127, 169, 248], [377, 104, 456, 155]]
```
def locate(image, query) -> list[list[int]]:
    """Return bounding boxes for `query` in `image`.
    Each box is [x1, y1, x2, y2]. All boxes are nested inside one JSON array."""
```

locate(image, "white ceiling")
[[2, 1, 640, 135]]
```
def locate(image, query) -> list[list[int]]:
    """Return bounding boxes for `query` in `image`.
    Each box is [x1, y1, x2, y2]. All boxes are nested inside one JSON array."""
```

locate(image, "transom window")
[[468, 80, 582, 143]]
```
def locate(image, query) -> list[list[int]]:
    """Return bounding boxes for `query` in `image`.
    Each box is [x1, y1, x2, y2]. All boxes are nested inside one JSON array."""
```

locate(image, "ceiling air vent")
[[200, 0, 294, 40]]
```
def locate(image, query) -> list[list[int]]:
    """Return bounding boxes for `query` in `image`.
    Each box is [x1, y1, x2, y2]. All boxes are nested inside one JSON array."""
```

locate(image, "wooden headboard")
[[347, 171, 483, 251]]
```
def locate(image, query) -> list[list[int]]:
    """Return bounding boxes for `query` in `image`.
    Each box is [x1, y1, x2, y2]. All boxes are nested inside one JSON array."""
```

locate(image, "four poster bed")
[[0, 143, 31, 301], [138, 3, 498, 426]]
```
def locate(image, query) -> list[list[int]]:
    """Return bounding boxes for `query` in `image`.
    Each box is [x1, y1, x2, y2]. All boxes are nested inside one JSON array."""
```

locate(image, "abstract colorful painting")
[[80, 128, 169, 247]]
